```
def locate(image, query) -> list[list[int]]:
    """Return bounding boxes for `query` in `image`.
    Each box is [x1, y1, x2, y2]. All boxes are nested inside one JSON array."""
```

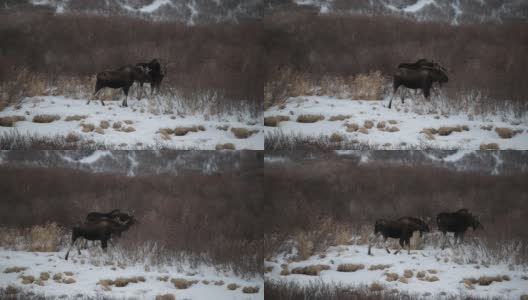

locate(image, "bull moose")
[[437, 208, 482, 249], [135, 58, 166, 96], [388, 59, 448, 109]]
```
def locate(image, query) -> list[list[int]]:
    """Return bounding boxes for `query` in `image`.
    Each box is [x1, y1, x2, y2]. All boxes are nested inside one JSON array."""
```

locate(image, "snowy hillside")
[[0, 96, 263, 150], [265, 240, 528, 299], [265, 96, 528, 150], [0, 248, 263, 300], [6, 0, 263, 24], [284, 0, 528, 24]]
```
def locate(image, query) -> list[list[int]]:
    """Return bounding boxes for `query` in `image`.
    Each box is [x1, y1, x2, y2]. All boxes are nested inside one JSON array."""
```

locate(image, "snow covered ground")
[[265, 241, 528, 299], [0, 96, 263, 150], [265, 96, 528, 149], [0, 248, 263, 300]]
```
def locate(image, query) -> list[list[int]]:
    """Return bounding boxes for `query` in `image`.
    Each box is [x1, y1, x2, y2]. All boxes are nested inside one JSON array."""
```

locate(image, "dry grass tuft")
[[386, 126, 400, 132], [32, 114, 60, 123], [0, 116, 26, 127], [329, 133, 344, 143], [345, 123, 359, 132], [215, 143, 236, 150], [123, 120, 133, 125], [403, 269, 413, 278], [122, 126, 136, 133], [242, 286, 259, 294], [99, 120, 110, 129], [64, 115, 87, 122], [329, 115, 351, 121], [4, 267, 27, 273], [155, 294, 176, 300], [65, 133, 80, 143], [481, 124, 493, 131], [337, 264, 364, 272], [40, 272, 50, 281], [171, 278, 192, 289], [376, 121, 386, 129], [351, 71, 385, 100], [81, 123, 95, 132], [368, 264, 391, 271], [265, 115, 290, 127], [385, 272, 399, 282], [495, 127, 517, 139], [296, 114, 324, 123], [231, 127, 255, 139], [358, 127, 369, 134], [62, 278, 76, 284], [112, 121, 122, 129], [64, 271, 73, 276], [363, 120, 374, 129], [202, 280, 210, 285], [416, 271, 426, 279], [20, 275, 35, 284], [425, 276, 439, 282], [216, 125, 229, 131], [370, 281, 384, 292], [29, 223, 62, 251], [53, 273, 62, 281], [398, 277, 408, 284], [291, 264, 330, 276], [94, 127, 104, 134], [214, 280, 225, 286], [227, 283, 239, 290]]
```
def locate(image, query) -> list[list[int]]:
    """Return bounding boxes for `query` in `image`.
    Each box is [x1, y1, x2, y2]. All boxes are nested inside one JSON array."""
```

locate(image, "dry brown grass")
[[329, 133, 344, 143], [29, 223, 62, 252], [296, 114, 324, 123], [171, 278, 192, 289], [350, 71, 385, 100], [64, 271, 73, 276], [32, 114, 60, 123], [358, 127, 369, 134], [368, 264, 391, 271], [123, 120, 134, 125], [99, 120, 110, 129], [4, 266, 27, 273], [370, 281, 384, 292], [62, 278, 76, 284], [172, 126, 206, 136], [495, 127, 520, 139], [214, 280, 225, 286], [425, 276, 439, 282], [215, 143, 236, 150], [20, 275, 35, 284], [122, 126, 136, 133], [53, 273, 62, 281], [202, 280, 210, 284], [155, 294, 176, 300], [291, 264, 330, 276], [345, 123, 359, 132], [363, 120, 374, 129], [112, 121, 122, 129], [403, 270, 413, 278], [40, 272, 50, 281], [94, 127, 104, 134], [0, 116, 26, 127], [328, 115, 351, 121], [376, 121, 386, 129], [265, 115, 290, 127], [65, 132, 80, 143], [64, 115, 87, 122], [242, 286, 259, 294], [385, 272, 399, 282], [97, 279, 114, 287], [231, 127, 257, 139], [464, 275, 510, 286], [227, 283, 239, 290], [385, 126, 400, 132], [81, 123, 95, 132], [337, 264, 364, 272], [416, 271, 426, 279]]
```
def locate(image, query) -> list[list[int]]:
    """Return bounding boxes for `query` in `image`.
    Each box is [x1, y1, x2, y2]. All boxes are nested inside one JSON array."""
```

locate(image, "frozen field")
[[265, 241, 528, 299], [0, 248, 263, 300], [265, 96, 528, 150], [0, 96, 263, 150]]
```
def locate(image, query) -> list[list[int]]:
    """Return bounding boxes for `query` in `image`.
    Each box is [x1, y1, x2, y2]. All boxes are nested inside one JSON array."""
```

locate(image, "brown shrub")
[[363, 120, 374, 129], [40, 272, 50, 281], [65, 133, 80, 143], [202, 280, 210, 284], [385, 272, 399, 282], [265, 115, 290, 127], [280, 269, 290, 276], [64, 271, 73, 276], [122, 126, 136, 133], [20, 275, 35, 284], [345, 123, 359, 132], [29, 223, 62, 251], [214, 280, 225, 286], [112, 121, 122, 129], [231, 127, 253, 139], [99, 120, 110, 129], [370, 281, 384, 292], [123, 120, 134, 125], [376, 121, 386, 129], [4, 267, 27, 273], [426, 276, 439, 282], [291, 264, 330, 276], [64, 115, 87, 122], [358, 127, 369, 134], [495, 127, 516, 139], [81, 123, 95, 132], [329, 133, 344, 143], [0, 116, 26, 127], [171, 278, 192, 289], [386, 126, 399, 132], [155, 294, 176, 300], [328, 115, 351, 121], [242, 286, 259, 294], [32, 114, 60, 123], [94, 127, 104, 134], [53, 273, 62, 281], [296, 114, 324, 123], [427, 269, 437, 274], [479, 143, 499, 150], [227, 283, 239, 290], [416, 271, 426, 279], [215, 143, 236, 150], [403, 270, 413, 278], [337, 264, 364, 272], [368, 264, 391, 271], [62, 278, 76, 284]]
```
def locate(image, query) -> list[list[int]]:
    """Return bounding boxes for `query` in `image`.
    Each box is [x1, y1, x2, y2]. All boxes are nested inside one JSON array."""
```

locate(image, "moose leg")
[[441, 231, 449, 250], [388, 86, 400, 109], [368, 233, 380, 255], [122, 86, 130, 107], [65, 236, 78, 260], [458, 231, 465, 245], [101, 239, 108, 252]]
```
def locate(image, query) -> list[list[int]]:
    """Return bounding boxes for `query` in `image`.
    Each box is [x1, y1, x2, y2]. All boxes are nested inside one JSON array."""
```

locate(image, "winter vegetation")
[[0, 12, 263, 149], [0, 160, 263, 299], [263, 12, 528, 150], [263, 155, 528, 299]]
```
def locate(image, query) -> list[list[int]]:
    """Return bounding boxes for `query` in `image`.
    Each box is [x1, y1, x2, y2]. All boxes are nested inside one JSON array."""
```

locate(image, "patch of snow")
[[78, 151, 113, 164], [402, 0, 437, 13], [0, 96, 263, 150], [139, 0, 172, 13], [265, 96, 528, 150], [266, 241, 528, 298]]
